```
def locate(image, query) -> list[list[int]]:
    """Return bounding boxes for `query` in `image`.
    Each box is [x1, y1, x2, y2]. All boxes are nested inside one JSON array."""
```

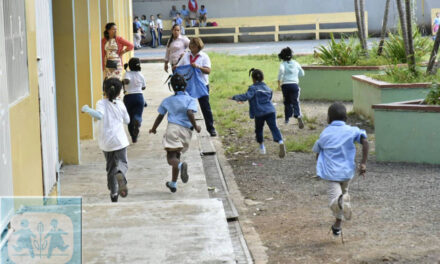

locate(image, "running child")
[[312, 102, 369, 237], [149, 74, 201, 193], [232, 68, 286, 158], [123, 57, 146, 143], [278, 47, 305, 128], [82, 78, 130, 202]]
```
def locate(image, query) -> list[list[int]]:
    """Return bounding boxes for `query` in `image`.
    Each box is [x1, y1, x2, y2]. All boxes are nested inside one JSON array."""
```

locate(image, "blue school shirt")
[[158, 91, 198, 128], [312, 121, 367, 182], [174, 65, 209, 99], [176, 17, 183, 25], [180, 9, 189, 17], [199, 9, 207, 15], [231, 82, 276, 119]]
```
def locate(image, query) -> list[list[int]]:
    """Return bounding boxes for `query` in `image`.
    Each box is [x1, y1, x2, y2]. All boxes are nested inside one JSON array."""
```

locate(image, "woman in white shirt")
[[176, 37, 217, 136], [164, 24, 190, 73]]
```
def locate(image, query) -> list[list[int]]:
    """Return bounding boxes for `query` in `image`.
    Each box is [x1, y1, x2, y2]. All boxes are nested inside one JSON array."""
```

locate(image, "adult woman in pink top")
[[164, 24, 190, 73], [101, 22, 134, 80]]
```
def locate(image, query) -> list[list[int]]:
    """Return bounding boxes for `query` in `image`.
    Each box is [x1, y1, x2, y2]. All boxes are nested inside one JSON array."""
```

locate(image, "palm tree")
[[396, 0, 411, 63], [405, 0, 416, 73], [427, 29, 440, 74], [359, 0, 368, 51], [377, 0, 391, 56], [354, 0, 368, 54]]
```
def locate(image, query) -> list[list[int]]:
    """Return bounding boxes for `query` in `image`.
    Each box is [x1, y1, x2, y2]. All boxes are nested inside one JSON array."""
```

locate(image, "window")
[[3, 0, 29, 105]]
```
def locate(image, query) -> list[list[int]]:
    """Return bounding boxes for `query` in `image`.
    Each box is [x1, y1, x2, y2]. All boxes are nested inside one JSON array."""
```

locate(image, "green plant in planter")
[[316, 34, 362, 66], [424, 83, 440, 105], [370, 66, 440, 83], [383, 26, 432, 64]]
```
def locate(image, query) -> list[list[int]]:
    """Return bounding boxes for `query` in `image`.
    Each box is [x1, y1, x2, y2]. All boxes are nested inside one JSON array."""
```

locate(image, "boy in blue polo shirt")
[[312, 102, 369, 237], [149, 74, 201, 193]]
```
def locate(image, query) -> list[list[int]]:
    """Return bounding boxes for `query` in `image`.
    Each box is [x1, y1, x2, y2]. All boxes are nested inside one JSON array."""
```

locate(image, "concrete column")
[[127, 0, 134, 58], [100, 0, 108, 28], [53, 0, 80, 164], [90, 0, 103, 110], [75, 0, 94, 140]]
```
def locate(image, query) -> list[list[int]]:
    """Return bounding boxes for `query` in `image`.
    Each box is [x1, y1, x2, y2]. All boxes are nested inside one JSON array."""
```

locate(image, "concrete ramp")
[[82, 199, 235, 263]]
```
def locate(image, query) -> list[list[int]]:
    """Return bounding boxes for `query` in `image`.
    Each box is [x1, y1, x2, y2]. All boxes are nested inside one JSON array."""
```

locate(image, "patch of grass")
[[368, 66, 440, 84], [302, 114, 318, 124], [284, 134, 319, 153]]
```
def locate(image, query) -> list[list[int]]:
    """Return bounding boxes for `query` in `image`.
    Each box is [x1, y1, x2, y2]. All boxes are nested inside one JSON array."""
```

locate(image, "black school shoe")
[[110, 193, 118, 203], [180, 162, 189, 183], [209, 129, 217, 137], [116, 172, 128, 198], [165, 182, 177, 193], [331, 225, 342, 236]]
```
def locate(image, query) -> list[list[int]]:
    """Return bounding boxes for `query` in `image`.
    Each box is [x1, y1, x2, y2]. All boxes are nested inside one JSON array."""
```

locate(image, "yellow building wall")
[[53, 0, 80, 164], [9, 0, 44, 196], [75, 0, 94, 140], [100, 0, 108, 29], [90, 0, 103, 109]]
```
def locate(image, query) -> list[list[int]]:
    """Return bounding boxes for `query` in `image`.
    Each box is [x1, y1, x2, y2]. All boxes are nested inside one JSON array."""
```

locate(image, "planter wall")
[[373, 100, 440, 164], [352, 75, 431, 122], [300, 66, 383, 101]]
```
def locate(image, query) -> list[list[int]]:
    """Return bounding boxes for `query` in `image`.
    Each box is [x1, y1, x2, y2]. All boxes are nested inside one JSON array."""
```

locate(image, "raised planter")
[[300, 65, 384, 101], [372, 100, 440, 164], [352, 75, 432, 121]]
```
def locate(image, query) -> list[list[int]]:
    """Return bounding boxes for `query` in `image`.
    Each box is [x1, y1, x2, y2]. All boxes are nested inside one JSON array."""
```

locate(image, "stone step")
[[82, 199, 236, 263]]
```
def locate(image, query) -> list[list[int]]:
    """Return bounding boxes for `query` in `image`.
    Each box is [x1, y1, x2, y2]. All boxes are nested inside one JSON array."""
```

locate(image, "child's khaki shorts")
[[162, 123, 193, 153]]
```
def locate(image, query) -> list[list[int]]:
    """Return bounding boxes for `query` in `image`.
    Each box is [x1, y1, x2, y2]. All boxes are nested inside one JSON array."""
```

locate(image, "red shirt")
[[101, 36, 134, 70]]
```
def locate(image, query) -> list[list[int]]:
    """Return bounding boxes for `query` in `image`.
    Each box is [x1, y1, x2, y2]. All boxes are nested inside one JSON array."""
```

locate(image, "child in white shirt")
[[82, 78, 130, 202], [123, 57, 146, 143]]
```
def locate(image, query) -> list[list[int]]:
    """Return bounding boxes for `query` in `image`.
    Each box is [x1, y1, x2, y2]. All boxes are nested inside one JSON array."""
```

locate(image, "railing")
[[161, 12, 367, 43]]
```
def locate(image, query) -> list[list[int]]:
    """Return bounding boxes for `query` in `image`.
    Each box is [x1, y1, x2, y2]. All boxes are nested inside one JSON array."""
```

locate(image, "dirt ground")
[[220, 97, 440, 264]]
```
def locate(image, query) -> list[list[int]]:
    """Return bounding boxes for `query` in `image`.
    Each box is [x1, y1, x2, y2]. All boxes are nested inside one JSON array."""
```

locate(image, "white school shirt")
[[123, 71, 146, 94], [96, 99, 130, 152], [156, 18, 163, 29], [177, 51, 211, 85]]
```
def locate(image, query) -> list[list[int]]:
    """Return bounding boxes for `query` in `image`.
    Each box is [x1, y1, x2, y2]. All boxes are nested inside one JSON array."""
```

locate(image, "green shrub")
[[316, 34, 362, 66], [425, 83, 440, 105], [383, 27, 432, 64], [369, 66, 440, 83]]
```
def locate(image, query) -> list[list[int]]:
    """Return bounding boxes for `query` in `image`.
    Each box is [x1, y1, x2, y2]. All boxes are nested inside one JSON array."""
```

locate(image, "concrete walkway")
[[60, 64, 238, 263]]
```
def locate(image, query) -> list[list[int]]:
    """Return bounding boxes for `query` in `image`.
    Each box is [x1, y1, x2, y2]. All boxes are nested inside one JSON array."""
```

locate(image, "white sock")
[[178, 162, 183, 170]]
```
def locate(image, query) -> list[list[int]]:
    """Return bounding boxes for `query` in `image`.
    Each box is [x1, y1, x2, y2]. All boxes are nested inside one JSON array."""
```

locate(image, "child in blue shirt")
[[278, 47, 305, 128], [149, 74, 201, 193], [232, 68, 286, 158], [312, 102, 369, 237]]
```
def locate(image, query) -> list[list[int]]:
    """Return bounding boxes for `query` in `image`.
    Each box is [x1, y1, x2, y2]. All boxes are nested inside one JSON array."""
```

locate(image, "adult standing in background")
[[101, 22, 134, 80], [164, 24, 190, 73], [133, 17, 143, 49], [176, 38, 217, 136], [140, 15, 149, 46], [188, 0, 198, 27], [169, 5, 178, 19]]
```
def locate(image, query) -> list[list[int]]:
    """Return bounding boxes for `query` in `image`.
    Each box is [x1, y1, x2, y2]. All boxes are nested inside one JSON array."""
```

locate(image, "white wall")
[[133, 0, 440, 34]]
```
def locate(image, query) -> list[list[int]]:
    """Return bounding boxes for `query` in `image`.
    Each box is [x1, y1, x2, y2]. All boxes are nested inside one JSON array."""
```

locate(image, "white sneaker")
[[342, 194, 352, 220], [259, 145, 266, 155]]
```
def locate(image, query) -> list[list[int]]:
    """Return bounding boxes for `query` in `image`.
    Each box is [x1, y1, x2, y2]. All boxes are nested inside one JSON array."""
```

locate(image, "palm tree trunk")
[[427, 29, 440, 74], [354, 0, 364, 45], [396, 0, 410, 59], [405, 0, 416, 73], [359, 0, 368, 52], [377, 0, 391, 56]]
